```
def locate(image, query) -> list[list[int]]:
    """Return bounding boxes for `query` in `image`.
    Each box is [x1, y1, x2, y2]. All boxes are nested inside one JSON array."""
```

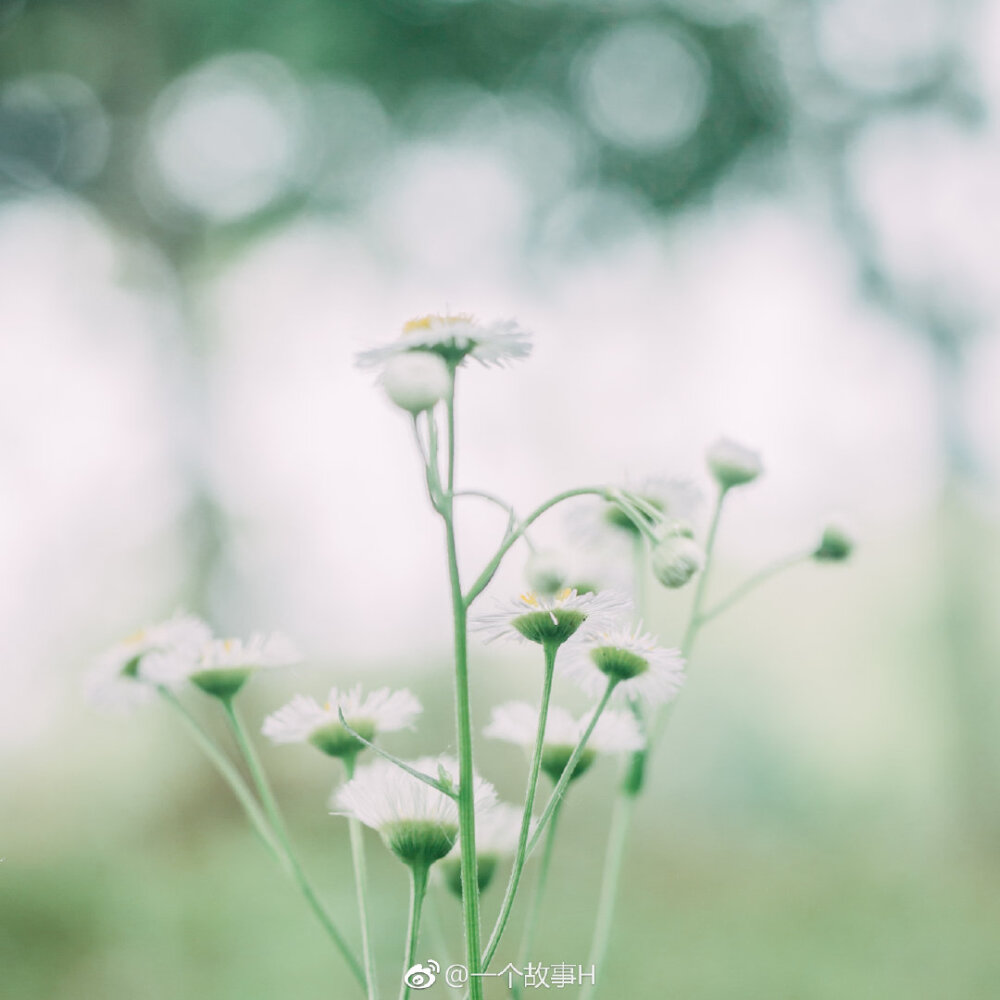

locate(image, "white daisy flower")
[[706, 437, 763, 490], [439, 801, 524, 897], [470, 588, 631, 648], [84, 613, 211, 712], [262, 685, 422, 759], [333, 756, 497, 867], [560, 624, 685, 707], [485, 701, 644, 783], [143, 631, 299, 701], [356, 313, 532, 370]]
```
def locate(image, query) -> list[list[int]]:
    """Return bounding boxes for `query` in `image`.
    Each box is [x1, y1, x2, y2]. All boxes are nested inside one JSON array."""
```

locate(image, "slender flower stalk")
[[514, 794, 564, 994], [524, 680, 618, 857], [222, 697, 364, 988], [587, 787, 636, 979], [344, 756, 380, 1000], [479, 641, 558, 971], [400, 864, 430, 1000], [697, 549, 813, 627], [439, 368, 487, 1000], [483, 677, 618, 967], [157, 688, 283, 863]]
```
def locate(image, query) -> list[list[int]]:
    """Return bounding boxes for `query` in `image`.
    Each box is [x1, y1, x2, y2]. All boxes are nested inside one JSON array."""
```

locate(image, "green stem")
[[345, 757, 379, 1000], [222, 699, 365, 989], [525, 679, 617, 858], [586, 788, 636, 987], [698, 550, 812, 627], [400, 865, 430, 1000], [481, 641, 558, 969], [679, 485, 727, 658], [464, 487, 611, 607], [439, 372, 485, 1000], [514, 794, 564, 989], [157, 688, 282, 863]]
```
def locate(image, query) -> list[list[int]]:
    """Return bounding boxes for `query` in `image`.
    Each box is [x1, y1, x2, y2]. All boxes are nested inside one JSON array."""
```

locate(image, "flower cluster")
[[88, 309, 851, 1000]]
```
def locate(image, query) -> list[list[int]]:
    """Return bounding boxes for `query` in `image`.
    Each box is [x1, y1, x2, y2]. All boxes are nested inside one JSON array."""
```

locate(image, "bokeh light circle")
[[146, 53, 304, 220], [577, 21, 710, 153]]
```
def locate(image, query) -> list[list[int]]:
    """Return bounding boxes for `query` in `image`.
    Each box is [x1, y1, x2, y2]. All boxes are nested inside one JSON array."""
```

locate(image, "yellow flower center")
[[519, 587, 574, 609], [402, 313, 475, 334]]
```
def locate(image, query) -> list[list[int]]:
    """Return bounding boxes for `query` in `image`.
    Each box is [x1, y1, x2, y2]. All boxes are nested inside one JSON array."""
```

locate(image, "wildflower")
[[560, 624, 685, 706], [263, 685, 421, 759], [650, 530, 703, 589], [380, 351, 451, 413], [333, 756, 497, 868], [84, 613, 211, 711], [485, 702, 644, 783], [356, 313, 532, 370], [706, 437, 763, 490], [144, 632, 299, 701], [471, 588, 630, 648], [439, 802, 523, 897], [813, 524, 853, 562]]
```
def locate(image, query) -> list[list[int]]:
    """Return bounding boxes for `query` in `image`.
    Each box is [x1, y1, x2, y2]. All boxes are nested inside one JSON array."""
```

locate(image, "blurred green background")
[[3, 0, 1000, 997]]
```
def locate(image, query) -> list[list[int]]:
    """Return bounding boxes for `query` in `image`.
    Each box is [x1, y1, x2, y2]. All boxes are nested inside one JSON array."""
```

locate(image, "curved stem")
[[699, 550, 812, 627], [158, 689, 282, 863], [345, 757, 379, 1000], [525, 680, 617, 858], [222, 699, 365, 988], [514, 794, 564, 988], [481, 641, 558, 969], [464, 487, 611, 607], [586, 788, 636, 987], [399, 864, 430, 1000], [453, 489, 520, 540]]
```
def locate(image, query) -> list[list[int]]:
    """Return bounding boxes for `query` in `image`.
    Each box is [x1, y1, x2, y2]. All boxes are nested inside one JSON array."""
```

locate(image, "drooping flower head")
[[439, 801, 523, 898], [560, 624, 685, 706], [356, 313, 533, 371], [471, 588, 631, 648], [485, 701, 644, 784], [263, 685, 422, 759], [143, 632, 299, 701], [334, 756, 497, 868], [706, 437, 763, 490], [598, 477, 701, 538], [84, 613, 211, 711]]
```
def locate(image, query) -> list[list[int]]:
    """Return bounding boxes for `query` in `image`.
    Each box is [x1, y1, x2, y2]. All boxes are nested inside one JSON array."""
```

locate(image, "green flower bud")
[[189, 667, 253, 701], [307, 719, 376, 758], [651, 534, 703, 589], [706, 438, 763, 490], [814, 525, 853, 562], [382, 819, 458, 867], [440, 853, 499, 898], [381, 351, 451, 413], [540, 745, 596, 784]]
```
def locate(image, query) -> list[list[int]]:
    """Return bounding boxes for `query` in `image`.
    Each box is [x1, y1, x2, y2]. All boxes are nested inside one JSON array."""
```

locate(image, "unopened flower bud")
[[813, 524, 853, 562], [651, 534, 703, 589], [525, 550, 567, 596], [706, 437, 763, 490], [381, 351, 451, 413]]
